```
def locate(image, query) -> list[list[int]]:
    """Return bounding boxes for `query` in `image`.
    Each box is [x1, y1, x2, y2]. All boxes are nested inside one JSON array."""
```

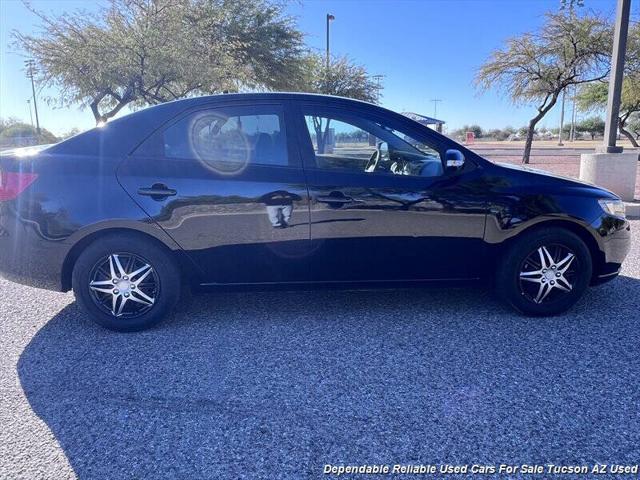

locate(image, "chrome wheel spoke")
[[129, 264, 151, 281], [90, 285, 114, 294], [556, 276, 572, 291], [129, 290, 154, 306], [111, 293, 119, 316], [108, 255, 117, 279], [90, 279, 114, 287], [534, 281, 553, 303], [116, 296, 128, 316], [557, 253, 575, 274], [112, 254, 127, 277], [133, 267, 152, 286], [538, 246, 553, 270], [520, 269, 542, 277]]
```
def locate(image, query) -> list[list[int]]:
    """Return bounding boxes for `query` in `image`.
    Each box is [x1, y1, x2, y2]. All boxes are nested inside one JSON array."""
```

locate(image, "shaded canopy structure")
[[401, 112, 445, 133]]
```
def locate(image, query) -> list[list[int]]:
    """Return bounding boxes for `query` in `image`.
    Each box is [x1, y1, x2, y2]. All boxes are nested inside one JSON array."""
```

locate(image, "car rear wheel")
[[72, 234, 181, 331], [496, 227, 592, 316]]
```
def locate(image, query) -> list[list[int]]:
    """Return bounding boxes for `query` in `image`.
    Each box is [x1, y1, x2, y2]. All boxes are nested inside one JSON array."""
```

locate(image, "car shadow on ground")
[[18, 278, 640, 479]]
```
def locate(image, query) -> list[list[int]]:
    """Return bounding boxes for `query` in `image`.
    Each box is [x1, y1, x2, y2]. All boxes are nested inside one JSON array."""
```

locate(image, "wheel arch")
[[492, 219, 605, 280], [61, 226, 197, 291]]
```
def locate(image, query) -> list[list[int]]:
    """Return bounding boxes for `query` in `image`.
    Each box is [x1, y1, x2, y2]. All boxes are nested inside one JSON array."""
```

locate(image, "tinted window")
[[164, 106, 288, 173], [303, 110, 443, 177]]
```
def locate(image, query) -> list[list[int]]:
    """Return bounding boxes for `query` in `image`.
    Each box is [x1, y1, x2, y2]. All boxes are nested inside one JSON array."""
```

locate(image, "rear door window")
[[163, 105, 289, 173]]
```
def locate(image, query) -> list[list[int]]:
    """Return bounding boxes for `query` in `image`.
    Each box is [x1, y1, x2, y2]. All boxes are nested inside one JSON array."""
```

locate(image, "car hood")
[[493, 161, 619, 199]]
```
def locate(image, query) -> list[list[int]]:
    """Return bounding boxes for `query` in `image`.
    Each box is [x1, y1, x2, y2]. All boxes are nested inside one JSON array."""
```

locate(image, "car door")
[[293, 102, 488, 282], [117, 100, 311, 284]]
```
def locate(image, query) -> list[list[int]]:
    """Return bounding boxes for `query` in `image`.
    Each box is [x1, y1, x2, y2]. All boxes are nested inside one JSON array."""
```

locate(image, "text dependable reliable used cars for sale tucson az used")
[[0, 93, 632, 331]]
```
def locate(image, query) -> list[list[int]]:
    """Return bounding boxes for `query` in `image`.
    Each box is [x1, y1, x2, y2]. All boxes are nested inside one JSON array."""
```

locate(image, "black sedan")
[[0, 93, 631, 331]]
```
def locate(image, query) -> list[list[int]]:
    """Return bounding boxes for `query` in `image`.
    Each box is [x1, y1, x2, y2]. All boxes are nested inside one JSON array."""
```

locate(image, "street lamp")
[[326, 14, 335, 72], [24, 59, 41, 135]]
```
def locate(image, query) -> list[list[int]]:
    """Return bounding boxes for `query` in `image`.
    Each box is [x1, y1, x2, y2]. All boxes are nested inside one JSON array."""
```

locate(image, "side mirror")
[[377, 141, 389, 153], [445, 149, 465, 169]]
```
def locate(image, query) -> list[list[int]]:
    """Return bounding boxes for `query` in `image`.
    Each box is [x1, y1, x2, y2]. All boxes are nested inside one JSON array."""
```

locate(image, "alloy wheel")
[[519, 244, 578, 304], [88, 253, 160, 318]]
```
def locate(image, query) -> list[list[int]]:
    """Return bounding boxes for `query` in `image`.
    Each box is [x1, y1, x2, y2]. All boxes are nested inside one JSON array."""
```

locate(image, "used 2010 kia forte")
[[0, 93, 631, 331]]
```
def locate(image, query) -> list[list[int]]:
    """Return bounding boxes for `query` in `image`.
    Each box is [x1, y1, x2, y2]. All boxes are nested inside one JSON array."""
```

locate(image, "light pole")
[[24, 59, 41, 135], [579, 0, 637, 203], [569, 86, 577, 142], [558, 90, 566, 146], [326, 14, 335, 72], [599, 0, 631, 153]]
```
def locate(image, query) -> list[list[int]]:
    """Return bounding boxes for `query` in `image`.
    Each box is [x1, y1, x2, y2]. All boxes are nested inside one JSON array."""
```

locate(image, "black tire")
[[72, 233, 181, 331], [496, 227, 592, 316]]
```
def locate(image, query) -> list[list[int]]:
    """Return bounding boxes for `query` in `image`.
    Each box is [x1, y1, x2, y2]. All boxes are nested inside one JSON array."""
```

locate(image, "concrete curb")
[[624, 201, 640, 219]]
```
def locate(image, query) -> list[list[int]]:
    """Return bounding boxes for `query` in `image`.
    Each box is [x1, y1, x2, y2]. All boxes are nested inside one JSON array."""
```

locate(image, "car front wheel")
[[496, 227, 592, 316], [72, 234, 181, 331]]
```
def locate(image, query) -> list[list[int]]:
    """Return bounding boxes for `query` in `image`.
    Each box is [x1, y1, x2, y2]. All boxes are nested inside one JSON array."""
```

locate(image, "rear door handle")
[[138, 184, 177, 199]]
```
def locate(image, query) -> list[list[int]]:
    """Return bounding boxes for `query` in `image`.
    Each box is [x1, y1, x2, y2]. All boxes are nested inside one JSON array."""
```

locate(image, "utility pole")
[[599, 0, 631, 153], [26, 99, 34, 129], [372, 74, 384, 104], [431, 99, 442, 119], [24, 59, 41, 135], [558, 90, 566, 146], [326, 14, 335, 72]]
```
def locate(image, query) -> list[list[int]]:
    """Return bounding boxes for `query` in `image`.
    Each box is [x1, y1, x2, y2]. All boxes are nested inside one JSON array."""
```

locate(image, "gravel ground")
[[1, 222, 639, 480]]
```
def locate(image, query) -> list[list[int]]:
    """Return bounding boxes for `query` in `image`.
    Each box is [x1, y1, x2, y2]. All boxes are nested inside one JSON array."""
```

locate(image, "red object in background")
[[0, 170, 38, 201], [466, 131, 475, 144]]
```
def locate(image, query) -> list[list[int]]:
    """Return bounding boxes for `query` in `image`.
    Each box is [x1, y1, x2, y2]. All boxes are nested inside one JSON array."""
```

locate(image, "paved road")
[[1, 222, 639, 480]]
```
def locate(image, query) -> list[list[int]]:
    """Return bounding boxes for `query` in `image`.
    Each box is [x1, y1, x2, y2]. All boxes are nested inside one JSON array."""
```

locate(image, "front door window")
[[303, 112, 443, 177]]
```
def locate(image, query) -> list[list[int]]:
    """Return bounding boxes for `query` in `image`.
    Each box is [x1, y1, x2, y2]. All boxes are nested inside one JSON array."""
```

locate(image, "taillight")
[[0, 170, 38, 201]]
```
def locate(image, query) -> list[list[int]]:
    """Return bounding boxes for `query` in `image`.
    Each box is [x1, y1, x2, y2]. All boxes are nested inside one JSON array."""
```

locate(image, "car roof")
[[46, 93, 384, 157]]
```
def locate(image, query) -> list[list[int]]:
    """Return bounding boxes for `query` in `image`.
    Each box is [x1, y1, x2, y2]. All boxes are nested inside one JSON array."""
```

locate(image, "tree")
[[61, 127, 82, 140], [295, 53, 380, 153], [0, 118, 58, 147], [576, 23, 640, 147], [628, 112, 640, 140], [463, 124, 484, 139], [577, 116, 605, 139], [13, 0, 306, 125], [476, 12, 611, 163]]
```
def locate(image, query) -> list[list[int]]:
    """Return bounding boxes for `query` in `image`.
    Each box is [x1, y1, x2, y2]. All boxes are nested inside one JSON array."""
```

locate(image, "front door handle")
[[138, 183, 177, 200]]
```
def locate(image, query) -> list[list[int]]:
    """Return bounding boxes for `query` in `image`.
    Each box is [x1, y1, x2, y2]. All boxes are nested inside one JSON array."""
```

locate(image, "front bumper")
[[594, 215, 631, 264], [589, 214, 631, 285]]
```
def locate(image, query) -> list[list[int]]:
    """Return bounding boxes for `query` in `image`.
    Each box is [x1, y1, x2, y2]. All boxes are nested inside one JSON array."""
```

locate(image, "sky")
[[1, 0, 638, 136]]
